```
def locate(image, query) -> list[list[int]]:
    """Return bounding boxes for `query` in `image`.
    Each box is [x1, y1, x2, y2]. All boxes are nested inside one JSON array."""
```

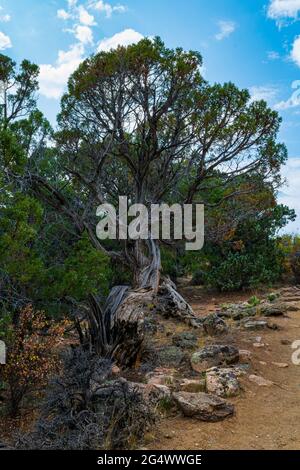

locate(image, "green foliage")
[[44, 236, 112, 301], [205, 247, 284, 291], [267, 292, 278, 302], [248, 296, 261, 307], [160, 247, 183, 280], [0, 193, 45, 287]]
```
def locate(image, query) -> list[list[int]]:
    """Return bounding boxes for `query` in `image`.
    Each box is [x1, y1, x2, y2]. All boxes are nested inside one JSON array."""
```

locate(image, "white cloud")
[[249, 85, 278, 103], [90, 1, 126, 18], [74, 24, 93, 44], [215, 20, 236, 40], [57, 8, 71, 20], [68, 0, 78, 7], [0, 31, 12, 50], [97, 28, 143, 52], [291, 35, 300, 66], [275, 80, 300, 109], [267, 0, 300, 20], [78, 5, 95, 25], [39, 43, 84, 99]]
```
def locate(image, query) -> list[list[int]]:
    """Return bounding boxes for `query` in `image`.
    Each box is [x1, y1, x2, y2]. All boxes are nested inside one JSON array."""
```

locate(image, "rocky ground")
[[139, 283, 300, 450], [1, 283, 300, 450]]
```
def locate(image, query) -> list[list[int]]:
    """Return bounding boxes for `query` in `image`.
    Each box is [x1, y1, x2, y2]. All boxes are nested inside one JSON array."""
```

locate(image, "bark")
[[78, 279, 202, 367], [156, 278, 203, 328], [75, 239, 202, 366], [133, 239, 161, 291]]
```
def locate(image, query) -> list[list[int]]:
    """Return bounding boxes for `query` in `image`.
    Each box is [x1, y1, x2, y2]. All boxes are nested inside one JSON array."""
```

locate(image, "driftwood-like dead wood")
[[76, 278, 202, 367]]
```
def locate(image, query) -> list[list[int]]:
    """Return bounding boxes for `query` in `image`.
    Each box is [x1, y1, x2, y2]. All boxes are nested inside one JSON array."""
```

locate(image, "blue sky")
[[0, 0, 300, 231]]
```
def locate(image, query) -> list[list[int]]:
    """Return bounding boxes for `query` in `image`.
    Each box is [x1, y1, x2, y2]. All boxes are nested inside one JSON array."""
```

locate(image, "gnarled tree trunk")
[[76, 241, 202, 367]]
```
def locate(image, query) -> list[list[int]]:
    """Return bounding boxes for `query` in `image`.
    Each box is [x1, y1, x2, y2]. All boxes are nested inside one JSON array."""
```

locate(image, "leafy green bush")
[[205, 249, 284, 291]]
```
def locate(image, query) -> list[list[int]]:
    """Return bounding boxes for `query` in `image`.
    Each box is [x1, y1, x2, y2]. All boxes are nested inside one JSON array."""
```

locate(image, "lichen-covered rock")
[[259, 303, 287, 317], [157, 346, 185, 367], [218, 303, 257, 321], [172, 391, 234, 421], [190, 345, 239, 373], [205, 367, 240, 397], [243, 320, 268, 330], [129, 381, 171, 404], [202, 314, 229, 336], [172, 331, 198, 349]]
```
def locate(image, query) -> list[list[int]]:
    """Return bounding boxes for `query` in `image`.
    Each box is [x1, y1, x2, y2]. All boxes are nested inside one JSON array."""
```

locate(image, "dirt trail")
[[151, 288, 300, 450]]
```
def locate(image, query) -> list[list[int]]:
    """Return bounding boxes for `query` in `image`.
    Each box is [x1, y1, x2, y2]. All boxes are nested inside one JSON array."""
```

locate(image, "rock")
[[191, 345, 239, 373], [284, 296, 300, 301], [243, 320, 268, 330], [157, 346, 184, 367], [279, 287, 300, 295], [286, 303, 299, 312], [129, 381, 171, 403], [205, 367, 240, 397], [260, 303, 287, 317], [173, 391, 234, 421], [172, 331, 198, 349], [148, 384, 172, 401], [249, 374, 273, 387], [239, 349, 252, 361], [267, 322, 280, 330], [179, 378, 206, 393], [218, 303, 256, 321], [202, 314, 229, 336], [272, 362, 289, 368], [281, 339, 292, 345], [146, 367, 175, 386], [253, 342, 265, 348], [235, 363, 250, 372]]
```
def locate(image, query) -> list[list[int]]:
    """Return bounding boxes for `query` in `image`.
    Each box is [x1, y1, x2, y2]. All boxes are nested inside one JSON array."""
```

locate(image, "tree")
[[0, 55, 52, 316], [29, 38, 289, 363], [0, 54, 39, 125]]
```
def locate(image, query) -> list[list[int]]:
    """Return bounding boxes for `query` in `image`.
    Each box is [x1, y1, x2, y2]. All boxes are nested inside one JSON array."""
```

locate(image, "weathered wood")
[[78, 277, 202, 367]]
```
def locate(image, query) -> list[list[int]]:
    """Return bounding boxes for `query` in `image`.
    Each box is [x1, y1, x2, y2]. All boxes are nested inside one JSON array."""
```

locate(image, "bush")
[[205, 249, 284, 291], [2, 305, 68, 417], [16, 348, 155, 450]]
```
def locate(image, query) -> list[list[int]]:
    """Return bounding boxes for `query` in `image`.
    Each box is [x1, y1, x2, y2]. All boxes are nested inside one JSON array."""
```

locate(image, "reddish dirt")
[[149, 286, 300, 450]]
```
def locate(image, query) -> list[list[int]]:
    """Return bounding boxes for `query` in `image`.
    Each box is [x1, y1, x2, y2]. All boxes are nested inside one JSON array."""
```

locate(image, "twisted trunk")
[[133, 239, 161, 291], [78, 241, 202, 367]]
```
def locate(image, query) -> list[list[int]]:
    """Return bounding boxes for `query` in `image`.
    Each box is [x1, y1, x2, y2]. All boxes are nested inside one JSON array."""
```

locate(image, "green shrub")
[[205, 249, 284, 291]]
